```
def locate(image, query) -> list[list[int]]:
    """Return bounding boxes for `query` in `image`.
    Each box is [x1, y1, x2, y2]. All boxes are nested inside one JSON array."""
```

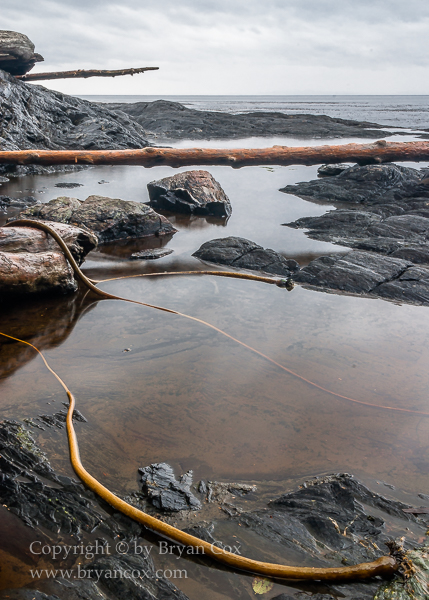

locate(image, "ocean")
[[79, 94, 429, 130]]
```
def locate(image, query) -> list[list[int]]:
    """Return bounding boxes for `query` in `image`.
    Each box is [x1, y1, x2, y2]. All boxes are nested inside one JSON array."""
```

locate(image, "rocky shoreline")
[[0, 417, 427, 600], [2, 66, 429, 600]]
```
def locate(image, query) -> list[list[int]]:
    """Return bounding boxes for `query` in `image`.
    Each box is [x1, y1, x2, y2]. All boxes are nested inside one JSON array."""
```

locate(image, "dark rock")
[[231, 474, 416, 596], [139, 463, 201, 512], [0, 69, 150, 160], [0, 30, 44, 76], [390, 245, 429, 263], [281, 164, 424, 204], [283, 163, 429, 305], [0, 589, 60, 600], [375, 265, 429, 304], [0, 420, 103, 533], [293, 251, 410, 294], [13, 195, 177, 244], [317, 163, 351, 177], [147, 170, 232, 217], [37, 408, 87, 429], [0, 195, 39, 210], [88, 553, 189, 600], [130, 248, 173, 260], [193, 237, 299, 277], [0, 419, 191, 599], [106, 99, 393, 141], [54, 182, 84, 189]]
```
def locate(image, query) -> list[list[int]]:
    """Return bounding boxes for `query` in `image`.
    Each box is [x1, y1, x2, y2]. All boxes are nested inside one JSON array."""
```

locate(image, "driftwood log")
[[0, 141, 428, 168], [17, 66, 159, 82]]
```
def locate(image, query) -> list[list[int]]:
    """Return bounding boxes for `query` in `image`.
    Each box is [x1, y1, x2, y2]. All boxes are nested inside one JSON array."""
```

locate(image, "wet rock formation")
[[106, 99, 393, 141], [193, 236, 299, 277], [139, 463, 201, 512], [283, 163, 429, 306], [0, 195, 39, 211], [147, 170, 232, 217], [0, 31, 43, 76], [0, 69, 150, 161], [12, 195, 177, 243], [0, 221, 97, 298], [0, 420, 190, 600], [1, 418, 427, 600], [281, 163, 426, 205]]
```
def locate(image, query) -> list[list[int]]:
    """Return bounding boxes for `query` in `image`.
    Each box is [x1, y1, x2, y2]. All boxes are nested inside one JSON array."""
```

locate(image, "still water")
[[1, 133, 429, 597]]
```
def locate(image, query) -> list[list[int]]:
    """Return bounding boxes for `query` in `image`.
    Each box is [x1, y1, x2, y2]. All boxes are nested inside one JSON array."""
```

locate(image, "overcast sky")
[[2, 0, 429, 96]]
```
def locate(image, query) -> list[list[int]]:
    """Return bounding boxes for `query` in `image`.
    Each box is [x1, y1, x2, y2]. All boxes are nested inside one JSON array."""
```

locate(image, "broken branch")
[[0, 141, 429, 169], [16, 66, 159, 82]]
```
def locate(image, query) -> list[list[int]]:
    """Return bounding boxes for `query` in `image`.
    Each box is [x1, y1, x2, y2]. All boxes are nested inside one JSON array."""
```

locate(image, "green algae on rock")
[[374, 545, 429, 600]]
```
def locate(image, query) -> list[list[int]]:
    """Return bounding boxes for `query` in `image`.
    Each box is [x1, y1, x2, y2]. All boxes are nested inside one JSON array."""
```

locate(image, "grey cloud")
[[1, 0, 428, 94]]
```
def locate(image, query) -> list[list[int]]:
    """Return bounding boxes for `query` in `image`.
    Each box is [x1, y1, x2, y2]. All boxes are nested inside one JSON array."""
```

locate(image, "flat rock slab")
[[294, 250, 410, 294], [147, 170, 232, 217], [283, 163, 429, 306], [130, 248, 173, 260], [292, 250, 429, 305], [0, 221, 97, 298], [106, 99, 394, 141], [281, 163, 426, 205], [193, 236, 299, 277], [139, 462, 201, 512], [13, 195, 177, 243]]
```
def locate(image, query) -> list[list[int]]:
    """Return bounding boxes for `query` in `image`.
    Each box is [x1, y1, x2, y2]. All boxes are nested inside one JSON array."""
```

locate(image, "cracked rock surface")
[[283, 164, 429, 306]]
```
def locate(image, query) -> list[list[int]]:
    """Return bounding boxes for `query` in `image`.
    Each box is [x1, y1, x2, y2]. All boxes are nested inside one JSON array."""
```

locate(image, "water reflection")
[[0, 291, 96, 381]]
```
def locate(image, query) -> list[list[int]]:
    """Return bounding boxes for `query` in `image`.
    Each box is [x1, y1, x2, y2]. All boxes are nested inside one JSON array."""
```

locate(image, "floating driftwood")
[[16, 66, 159, 82], [0, 141, 429, 168]]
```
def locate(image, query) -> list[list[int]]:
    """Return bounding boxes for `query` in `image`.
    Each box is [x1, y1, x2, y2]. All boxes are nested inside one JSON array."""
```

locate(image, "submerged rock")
[[0, 420, 190, 600], [13, 195, 177, 243], [139, 463, 201, 512], [106, 99, 393, 141], [147, 170, 232, 217], [193, 236, 299, 277], [1, 418, 427, 600], [0, 221, 97, 298], [130, 247, 173, 260]]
